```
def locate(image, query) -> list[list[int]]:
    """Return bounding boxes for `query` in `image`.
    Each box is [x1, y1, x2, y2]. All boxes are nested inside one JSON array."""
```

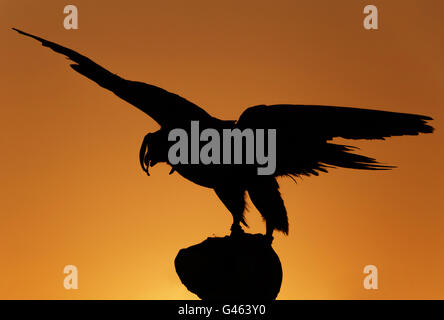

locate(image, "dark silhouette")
[[175, 233, 282, 300], [14, 28, 434, 241]]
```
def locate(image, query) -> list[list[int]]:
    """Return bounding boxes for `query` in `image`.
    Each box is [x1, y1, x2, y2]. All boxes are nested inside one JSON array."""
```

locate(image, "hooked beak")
[[139, 132, 175, 176], [139, 133, 151, 176]]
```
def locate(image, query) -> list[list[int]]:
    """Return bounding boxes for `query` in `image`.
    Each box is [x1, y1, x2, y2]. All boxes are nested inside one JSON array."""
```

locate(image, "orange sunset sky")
[[1, 0, 443, 299]]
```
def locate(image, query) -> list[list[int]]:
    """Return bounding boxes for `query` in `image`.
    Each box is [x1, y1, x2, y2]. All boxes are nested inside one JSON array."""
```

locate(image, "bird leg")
[[265, 223, 274, 244], [230, 221, 245, 237]]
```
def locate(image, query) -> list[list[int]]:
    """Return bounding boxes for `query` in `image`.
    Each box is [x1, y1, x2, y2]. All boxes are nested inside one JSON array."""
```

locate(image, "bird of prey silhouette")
[[13, 28, 434, 240]]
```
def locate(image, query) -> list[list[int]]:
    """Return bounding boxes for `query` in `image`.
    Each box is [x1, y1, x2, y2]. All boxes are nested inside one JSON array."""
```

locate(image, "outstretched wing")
[[12, 28, 212, 127], [236, 104, 434, 177]]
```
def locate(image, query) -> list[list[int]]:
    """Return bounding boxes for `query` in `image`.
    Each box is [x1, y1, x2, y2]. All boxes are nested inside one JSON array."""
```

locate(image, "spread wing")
[[236, 104, 434, 177], [12, 28, 212, 127]]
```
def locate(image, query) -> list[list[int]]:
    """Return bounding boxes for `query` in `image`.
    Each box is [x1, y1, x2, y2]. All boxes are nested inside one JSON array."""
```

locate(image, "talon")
[[169, 167, 176, 175], [230, 224, 245, 237], [264, 234, 274, 244]]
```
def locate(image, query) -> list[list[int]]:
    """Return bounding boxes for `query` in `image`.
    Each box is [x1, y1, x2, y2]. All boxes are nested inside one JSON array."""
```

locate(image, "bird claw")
[[230, 224, 245, 237], [264, 234, 274, 245]]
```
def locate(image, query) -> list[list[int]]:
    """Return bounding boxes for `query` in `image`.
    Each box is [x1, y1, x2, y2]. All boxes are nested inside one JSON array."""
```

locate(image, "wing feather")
[[13, 28, 211, 127], [236, 104, 434, 177], [237, 104, 433, 140]]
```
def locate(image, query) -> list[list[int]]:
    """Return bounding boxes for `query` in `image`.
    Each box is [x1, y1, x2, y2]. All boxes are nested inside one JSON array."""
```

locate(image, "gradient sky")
[[1, 0, 443, 299]]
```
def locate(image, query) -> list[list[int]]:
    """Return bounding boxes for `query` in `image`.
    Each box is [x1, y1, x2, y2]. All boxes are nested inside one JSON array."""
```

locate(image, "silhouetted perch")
[[175, 233, 282, 300]]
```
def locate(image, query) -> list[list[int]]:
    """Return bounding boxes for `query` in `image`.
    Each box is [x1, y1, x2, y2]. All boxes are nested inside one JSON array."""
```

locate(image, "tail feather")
[[322, 144, 394, 171]]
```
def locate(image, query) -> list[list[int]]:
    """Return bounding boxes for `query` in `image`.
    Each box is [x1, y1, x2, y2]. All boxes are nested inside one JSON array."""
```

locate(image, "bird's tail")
[[322, 143, 395, 170]]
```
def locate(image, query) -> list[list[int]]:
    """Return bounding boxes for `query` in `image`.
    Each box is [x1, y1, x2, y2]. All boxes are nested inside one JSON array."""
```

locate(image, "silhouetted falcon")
[[14, 28, 434, 240]]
